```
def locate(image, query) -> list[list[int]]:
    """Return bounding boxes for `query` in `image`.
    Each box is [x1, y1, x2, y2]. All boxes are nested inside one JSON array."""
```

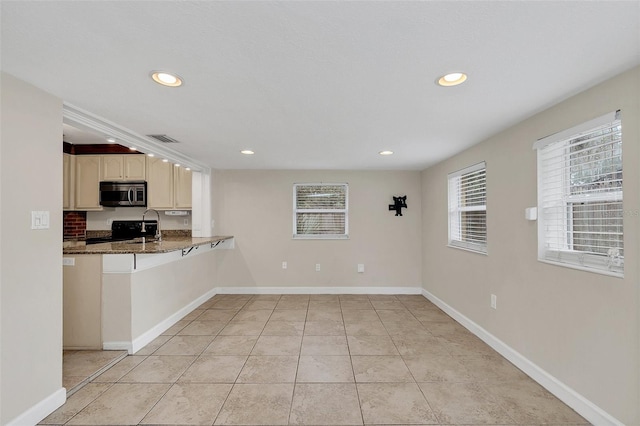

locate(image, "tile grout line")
[[156, 295, 250, 426], [343, 299, 366, 426], [210, 295, 253, 426], [53, 381, 117, 425], [372, 295, 441, 426], [286, 301, 308, 425], [64, 350, 129, 397], [137, 307, 220, 426]]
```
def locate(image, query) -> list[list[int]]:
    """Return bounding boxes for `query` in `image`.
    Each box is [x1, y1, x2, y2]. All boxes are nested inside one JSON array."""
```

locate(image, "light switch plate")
[[31, 211, 50, 229]]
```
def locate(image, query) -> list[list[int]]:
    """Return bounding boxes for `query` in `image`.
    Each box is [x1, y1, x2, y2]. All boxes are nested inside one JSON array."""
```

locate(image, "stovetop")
[[86, 220, 157, 245]]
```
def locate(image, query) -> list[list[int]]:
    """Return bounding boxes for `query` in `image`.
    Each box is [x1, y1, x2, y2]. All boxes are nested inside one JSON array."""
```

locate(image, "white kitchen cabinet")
[[101, 154, 146, 181], [101, 155, 123, 180], [75, 155, 102, 210], [124, 155, 146, 180], [146, 157, 192, 210], [65, 153, 188, 211], [63, 153, 75, 210], [146, 156, 174, 209], [174, 166, 192, 209]]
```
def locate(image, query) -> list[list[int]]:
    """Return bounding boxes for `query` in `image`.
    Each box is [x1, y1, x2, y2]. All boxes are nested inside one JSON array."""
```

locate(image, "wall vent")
[[147, 134, 181, 143]]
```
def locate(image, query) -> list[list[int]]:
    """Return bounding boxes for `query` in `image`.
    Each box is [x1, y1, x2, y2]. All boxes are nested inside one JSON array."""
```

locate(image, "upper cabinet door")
[[75, 155, 102, 210], [146, 156, 174, 209], [100, 155, 146, 181], [174, 167, 192, 209], [101, 156, 124, 180], [124, 155, 146, 180]]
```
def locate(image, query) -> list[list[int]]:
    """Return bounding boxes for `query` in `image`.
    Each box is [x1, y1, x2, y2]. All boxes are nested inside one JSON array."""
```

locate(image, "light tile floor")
[[62, 350, 128, 396], [42, 294, 590, 425]]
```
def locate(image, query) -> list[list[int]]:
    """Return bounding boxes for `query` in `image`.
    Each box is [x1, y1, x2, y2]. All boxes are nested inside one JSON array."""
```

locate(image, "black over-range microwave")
[[99, 181, 147, 207]]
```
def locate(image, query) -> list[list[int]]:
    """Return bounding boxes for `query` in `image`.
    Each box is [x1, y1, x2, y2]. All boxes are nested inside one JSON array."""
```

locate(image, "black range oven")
[[85, 220, 157, 244]]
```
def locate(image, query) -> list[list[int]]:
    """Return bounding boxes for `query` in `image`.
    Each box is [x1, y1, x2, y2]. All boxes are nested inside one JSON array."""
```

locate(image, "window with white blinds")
[[293, 183, 348, 239], [448, 162, 487, 253], [534, 110, 623, 276]]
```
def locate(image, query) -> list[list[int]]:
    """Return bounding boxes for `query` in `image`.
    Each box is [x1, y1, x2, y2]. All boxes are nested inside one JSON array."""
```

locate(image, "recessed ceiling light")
[[150, 71, 183, 87], [106, 137, 116, 143], [147, 153, 155, 157], [162, 159, 169, 163], [240, 150, 255, 155], [437, 72, 467, 87], [185, 167, 191, 171], [129, 146, 137, 151], [174, 163, 180, 167], [379, 150, 394, 156]]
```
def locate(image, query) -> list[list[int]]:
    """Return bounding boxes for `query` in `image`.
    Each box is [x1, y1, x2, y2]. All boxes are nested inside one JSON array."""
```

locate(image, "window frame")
[[447, 162, 487, 254], [292, 183, 349, 240], [534, 110, 623, 277]]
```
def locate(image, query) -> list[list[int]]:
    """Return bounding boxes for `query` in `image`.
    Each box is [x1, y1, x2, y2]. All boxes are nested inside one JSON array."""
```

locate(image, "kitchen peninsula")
[[63, 235, 234, 354]]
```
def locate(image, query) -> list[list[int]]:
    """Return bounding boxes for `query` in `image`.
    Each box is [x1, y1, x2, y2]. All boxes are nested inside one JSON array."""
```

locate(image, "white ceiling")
[[2, 1, 639, 170], [62, 123, 109, 145]]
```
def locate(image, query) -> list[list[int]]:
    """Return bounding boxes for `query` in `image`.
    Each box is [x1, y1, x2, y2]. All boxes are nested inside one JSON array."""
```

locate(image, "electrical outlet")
[[357, 264, 365, 273], [183, 218, 189, 226], [282, 261, 287, 269], [315, 263, 321, 272], [491, 294, 497, 309]]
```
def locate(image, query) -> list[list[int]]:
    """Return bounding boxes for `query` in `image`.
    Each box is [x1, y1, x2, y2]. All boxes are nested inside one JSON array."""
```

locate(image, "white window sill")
[[293, 235, 349, 240], [447, 243, 487, 255], [537, 258, 623, 278]]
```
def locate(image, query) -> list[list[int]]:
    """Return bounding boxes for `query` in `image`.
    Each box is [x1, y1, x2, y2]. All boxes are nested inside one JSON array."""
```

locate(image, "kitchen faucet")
[[142, 208, 162, 242]]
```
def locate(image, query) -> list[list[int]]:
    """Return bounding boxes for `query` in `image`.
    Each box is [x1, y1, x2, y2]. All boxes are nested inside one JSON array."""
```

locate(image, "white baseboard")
[[129, 287, 217, 354], [6, 387, 66, 426], [421, 289, 623, 426], [215, 286, 422, 295], [102, 341, 133, 352]]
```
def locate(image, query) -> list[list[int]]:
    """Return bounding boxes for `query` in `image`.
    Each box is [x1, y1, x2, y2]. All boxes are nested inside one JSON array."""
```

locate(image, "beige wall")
[[102, 250, 218, 347], [0, 72, 3, 426], [130, 251, 218, 337], [214, 170, 422, 289], [421, 66, 639, 424], [1, 73, 64, 423]]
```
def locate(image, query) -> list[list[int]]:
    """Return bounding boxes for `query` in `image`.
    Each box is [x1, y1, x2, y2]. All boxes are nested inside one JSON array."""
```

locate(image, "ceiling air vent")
[[147, 134, 181, 144]]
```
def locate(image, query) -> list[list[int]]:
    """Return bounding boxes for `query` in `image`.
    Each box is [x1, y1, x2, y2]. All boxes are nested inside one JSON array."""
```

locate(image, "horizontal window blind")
[[293, 184, 348, 239], [535, 111, 623, 276], [448, 162, 487, 253]]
